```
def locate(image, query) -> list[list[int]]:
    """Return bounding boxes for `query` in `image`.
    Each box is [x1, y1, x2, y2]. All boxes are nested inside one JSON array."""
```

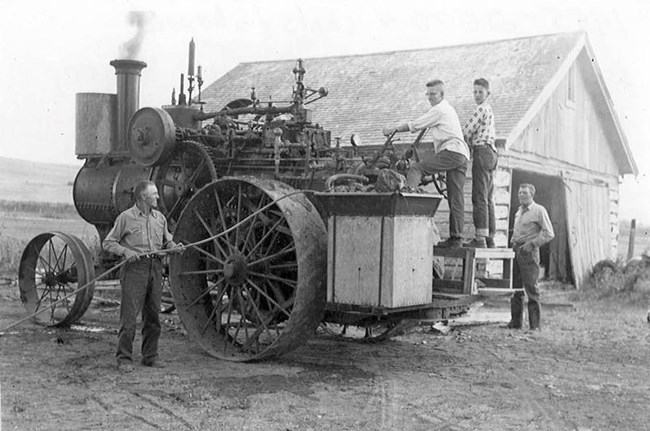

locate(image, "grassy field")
[[0, 203, 97, 277], [0, 156, 81, 204], [618, 219, 650, 259]]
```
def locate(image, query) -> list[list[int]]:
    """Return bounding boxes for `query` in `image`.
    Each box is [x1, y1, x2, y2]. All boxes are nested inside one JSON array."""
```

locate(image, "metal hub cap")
[[224, 254, 248, 286]]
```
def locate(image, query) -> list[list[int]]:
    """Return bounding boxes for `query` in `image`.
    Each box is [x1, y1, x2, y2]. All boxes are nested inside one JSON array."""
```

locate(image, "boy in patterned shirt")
[[463, 78, 497, 248]]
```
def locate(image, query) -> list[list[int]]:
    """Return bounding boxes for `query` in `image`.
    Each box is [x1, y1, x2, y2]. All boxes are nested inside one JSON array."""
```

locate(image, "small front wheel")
[[19, 232, 95, 327]]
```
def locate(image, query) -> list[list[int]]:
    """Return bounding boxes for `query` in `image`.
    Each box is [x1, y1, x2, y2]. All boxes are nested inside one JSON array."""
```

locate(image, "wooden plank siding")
[[509, 60, 620, 176], [564, 179, 611, 289]]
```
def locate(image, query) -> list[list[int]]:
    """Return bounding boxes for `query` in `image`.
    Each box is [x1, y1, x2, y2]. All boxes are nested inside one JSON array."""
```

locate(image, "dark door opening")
[[509, 170, 572, 282]]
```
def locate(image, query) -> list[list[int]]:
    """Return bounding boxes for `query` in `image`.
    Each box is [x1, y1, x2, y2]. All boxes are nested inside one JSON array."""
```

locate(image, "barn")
[[200, 32, 637, 288]]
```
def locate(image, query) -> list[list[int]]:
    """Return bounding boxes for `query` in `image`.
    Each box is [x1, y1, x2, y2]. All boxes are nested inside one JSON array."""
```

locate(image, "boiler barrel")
[[73, 159, 153, 225]]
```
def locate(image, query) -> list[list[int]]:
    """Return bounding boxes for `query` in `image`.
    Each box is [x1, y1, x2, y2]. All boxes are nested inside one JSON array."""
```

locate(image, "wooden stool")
[[433, 247, 516, 295]]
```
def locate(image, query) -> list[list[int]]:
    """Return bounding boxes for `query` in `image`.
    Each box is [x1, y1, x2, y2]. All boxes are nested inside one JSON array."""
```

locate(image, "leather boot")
[[507, 293, 524, 329], [528, 301, 541, 330]]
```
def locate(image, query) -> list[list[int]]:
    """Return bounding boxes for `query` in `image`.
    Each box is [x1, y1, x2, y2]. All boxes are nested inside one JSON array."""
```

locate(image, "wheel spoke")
[[200, 283, 229, 336], [193, 209, 228, 261], [188, 158, 207, 186], [213, 284, 228, 335], [240, 283, 275, 349], [60, 244, 69, 273], [230, 288, 250, 347], [242, 193, 267, 252], [38, 283, 52, 304], [248, 271, 297, 288], [248, 244, 296, 268], [258, 229, 282, 259], [223, 286, 237, 340], [246, 278, 293, 318], [184, 279, 225, 309], [265, 279, 288, 306], [37, 253, 54, 274], [201, 299, 221, 335], [58, 284, 71, 312], [47, 239, 56, 271], [245, 216, 287, 258], [234, 183, 243, 248], [51, 241, 67, 274], [52, 239, 67, 274], [212, 187, 235, 252], [268, 262, 298, 271], [167, 196, 187, 221], [179, 151, 191, 180], [180, 268, 224, 276]]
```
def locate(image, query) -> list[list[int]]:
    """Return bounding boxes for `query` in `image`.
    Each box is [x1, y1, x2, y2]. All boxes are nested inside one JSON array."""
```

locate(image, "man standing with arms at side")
[[104, 180, 183, 372], [463, 78, 498, 248], [382, 79, 470, 248], [507, 183, 554, 330]]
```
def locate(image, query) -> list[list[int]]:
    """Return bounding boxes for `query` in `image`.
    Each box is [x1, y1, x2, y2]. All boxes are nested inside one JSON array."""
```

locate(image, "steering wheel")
[[325, 174, 370, 190], [422, 173, 447, 199]]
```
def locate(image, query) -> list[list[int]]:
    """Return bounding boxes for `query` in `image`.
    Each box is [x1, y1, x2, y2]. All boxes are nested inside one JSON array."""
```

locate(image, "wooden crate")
[[317, 192, 442, 308]]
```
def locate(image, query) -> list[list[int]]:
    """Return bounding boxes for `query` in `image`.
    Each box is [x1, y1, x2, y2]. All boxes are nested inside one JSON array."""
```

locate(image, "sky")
[[0, 0, 648, 221]]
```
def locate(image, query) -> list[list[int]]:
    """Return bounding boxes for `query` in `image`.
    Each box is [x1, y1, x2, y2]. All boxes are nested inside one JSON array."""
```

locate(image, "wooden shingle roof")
[[201, 32, 636, 175]]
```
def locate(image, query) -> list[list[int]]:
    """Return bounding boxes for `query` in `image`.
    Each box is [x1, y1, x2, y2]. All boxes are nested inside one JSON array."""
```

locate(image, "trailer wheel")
[[169, 177, 327, 361], [318, 320, 416, 343], [18, 232, 95, 327]]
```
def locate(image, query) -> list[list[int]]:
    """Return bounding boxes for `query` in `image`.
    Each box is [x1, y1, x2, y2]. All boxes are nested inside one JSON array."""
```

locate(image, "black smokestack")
[[110, 59, 147, 152]]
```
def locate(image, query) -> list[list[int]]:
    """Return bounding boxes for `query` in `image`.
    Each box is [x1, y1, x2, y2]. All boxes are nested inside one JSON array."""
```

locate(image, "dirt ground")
[[1, 282, 649, 431]]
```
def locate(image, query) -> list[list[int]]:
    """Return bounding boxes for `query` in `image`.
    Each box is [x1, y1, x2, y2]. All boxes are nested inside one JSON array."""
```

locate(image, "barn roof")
[[201, 32, 636, 175]]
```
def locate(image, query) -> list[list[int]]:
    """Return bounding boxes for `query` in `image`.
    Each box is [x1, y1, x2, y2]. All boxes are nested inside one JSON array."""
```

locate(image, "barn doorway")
[[509, 170, 572, 283]]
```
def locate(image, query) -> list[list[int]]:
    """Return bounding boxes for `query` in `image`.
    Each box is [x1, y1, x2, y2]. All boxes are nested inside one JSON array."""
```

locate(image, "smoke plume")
[[119, 11, 152, 59]]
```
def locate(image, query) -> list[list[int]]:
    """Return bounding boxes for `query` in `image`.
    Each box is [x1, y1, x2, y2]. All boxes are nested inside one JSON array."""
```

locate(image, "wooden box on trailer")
[[316, 192, 442, 308]]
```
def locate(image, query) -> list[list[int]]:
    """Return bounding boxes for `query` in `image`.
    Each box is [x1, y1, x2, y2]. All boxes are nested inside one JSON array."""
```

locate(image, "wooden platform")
[[433, 247, 516, 295]]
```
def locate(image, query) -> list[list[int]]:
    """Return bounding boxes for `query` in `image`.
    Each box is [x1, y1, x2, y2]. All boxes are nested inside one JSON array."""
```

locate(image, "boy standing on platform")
[[463, 78, 497, 248]]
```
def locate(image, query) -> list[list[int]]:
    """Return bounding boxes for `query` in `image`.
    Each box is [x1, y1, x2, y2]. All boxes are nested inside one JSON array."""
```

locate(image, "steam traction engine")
[[19, 51, 470, 361]]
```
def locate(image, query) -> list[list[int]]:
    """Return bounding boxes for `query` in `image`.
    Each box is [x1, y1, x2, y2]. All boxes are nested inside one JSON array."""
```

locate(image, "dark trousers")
[[116, 257, 163, 363], [471, 145, 498, 238], [406, 150, 468, 238], [511, 244, 541, 329]]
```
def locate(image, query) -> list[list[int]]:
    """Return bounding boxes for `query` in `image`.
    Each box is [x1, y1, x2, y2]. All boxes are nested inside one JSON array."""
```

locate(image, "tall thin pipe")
[[109, 59, 147, 153]]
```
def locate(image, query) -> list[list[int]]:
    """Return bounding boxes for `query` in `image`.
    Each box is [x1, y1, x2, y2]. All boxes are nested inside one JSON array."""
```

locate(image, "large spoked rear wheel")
[[169, 177, 327, 361], [18, 232, 95, 327]]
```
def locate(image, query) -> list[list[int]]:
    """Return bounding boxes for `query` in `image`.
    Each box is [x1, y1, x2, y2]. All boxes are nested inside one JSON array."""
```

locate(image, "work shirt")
[[103, 205, 174, 257], [408, 99, 470, 160], [462, 101, 496, 152], [511, 201, 555, 247]]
